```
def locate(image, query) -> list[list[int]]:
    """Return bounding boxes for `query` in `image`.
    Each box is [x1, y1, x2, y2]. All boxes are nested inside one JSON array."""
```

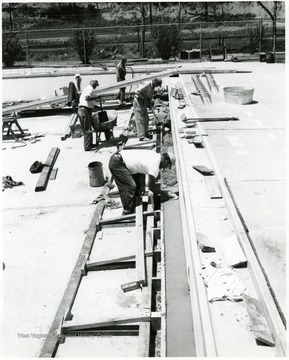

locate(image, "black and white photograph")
[[1, 1, 287, 357]]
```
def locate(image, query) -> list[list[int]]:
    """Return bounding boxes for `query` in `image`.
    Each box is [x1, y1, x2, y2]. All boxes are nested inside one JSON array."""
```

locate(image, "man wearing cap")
[[74, 74, 82, 92], [78, 80, 99, 151], [109, 149, 178, 215], [133, 77, 162, 141], [116, 58, 127, 104]]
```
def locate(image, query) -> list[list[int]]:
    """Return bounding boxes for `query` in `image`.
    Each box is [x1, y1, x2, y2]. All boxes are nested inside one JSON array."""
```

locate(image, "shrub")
[[2, 32, 25, 67], [151, 25, 182, 60], [70, 30, 97, 64]]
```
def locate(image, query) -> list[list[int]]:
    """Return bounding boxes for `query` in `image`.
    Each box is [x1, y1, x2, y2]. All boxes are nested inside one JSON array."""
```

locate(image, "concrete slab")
[[68, 269, 142, 324], [56, 336, 138, 357], [181, 62, 286, 321]]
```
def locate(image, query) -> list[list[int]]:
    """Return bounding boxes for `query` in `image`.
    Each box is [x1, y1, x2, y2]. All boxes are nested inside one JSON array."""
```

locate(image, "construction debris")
[[2, 176, 24, 191]]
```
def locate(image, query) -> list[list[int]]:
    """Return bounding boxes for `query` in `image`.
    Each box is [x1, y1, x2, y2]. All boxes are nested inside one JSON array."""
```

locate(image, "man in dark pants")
[[133, 77, 162, 141], [116, 58, 127, 103], [78, 80, 99, 151], [109, 149, 178, 215]]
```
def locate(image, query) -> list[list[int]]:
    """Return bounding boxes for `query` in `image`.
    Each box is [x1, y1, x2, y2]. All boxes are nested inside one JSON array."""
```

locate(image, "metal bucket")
[[88, 161, 105, 187], [223, 86, 254, 105]]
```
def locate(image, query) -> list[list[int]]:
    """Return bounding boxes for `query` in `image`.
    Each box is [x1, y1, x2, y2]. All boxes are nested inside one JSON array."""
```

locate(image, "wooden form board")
[[62, 310, 151, 332], [135, 197, 146, 285], [39, 183, 111, 357], [243, 294, 275, 346], [138, 197, 155, 357], [169, 79, 218, 356], [204, 176, 222, 199]]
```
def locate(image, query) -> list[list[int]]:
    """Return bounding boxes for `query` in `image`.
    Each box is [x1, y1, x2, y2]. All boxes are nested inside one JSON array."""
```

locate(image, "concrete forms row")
[[168, 75, 286, 356]]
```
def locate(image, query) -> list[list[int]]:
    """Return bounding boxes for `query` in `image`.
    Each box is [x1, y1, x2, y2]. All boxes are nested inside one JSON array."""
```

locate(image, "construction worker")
[[109, 149, 178, 215], [116, 58, 127, 103], [78, 80, 99, 151], [67, 74, 82, 113], [74, 73, 82, 92], [133, 77, 162, 141]]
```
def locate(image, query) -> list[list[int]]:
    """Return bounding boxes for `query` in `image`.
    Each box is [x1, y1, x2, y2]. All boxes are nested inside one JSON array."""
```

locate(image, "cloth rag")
[[201, 265, 246, 302]]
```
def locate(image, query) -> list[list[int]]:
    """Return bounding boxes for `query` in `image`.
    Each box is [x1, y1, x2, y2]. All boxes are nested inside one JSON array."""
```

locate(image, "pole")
[[25, 31, 31, 67], [259, 18, 263, 53], [9, 3, 13, 31], [199, 24, 202, 60], [82, 29, 87, 65]]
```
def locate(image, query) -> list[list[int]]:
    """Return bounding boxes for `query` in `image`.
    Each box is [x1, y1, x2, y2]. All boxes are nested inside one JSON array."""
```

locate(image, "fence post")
[[25, 31, 31, 67], [82, 29, 87, 65], [199, 24, 202, 60], [259, 18, 263, 53]]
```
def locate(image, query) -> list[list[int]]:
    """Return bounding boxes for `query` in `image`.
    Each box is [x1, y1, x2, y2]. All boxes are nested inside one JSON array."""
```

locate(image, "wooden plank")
[[182, 116, 239, 123], [135, 196, 146, 285], [204, 176, 222, 199], [91, 68, 179, 97], [62, 310, 151, 332], [243, 294, 275, 346], [87, 255, 135, 269], [219, 233, 247, 268], [86, 249, 157, 270], [100, 210, 156, 225], [61, 113, 78, 140], [35, 147, 60, 192], [138, 197, 154, 357], [3, 95, 68, 116], [193, 165, 214, 175], [39, 182, 111, 357], [45, 147, 60, 167], [49, 168, 58, 180], [121, 281, 142, 292]]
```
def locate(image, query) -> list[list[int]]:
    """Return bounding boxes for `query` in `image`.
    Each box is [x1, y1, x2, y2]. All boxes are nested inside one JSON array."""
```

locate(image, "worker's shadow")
[[93, 139, 118, 151]]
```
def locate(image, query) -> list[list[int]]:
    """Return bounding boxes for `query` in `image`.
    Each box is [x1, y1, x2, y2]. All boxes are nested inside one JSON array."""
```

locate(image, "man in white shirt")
[[133, 78, 162, 141], [78, 80, 99, 151], [109, 149, 178, 215]]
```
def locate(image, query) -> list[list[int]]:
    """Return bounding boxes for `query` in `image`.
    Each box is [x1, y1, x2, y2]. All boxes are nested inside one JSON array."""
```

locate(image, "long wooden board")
[[62, 310, 151, 332], [138, 197, 155, 357], [135, 197, 146, 285], [243, 294, 275, 346], [91, 68, 179, 97], [35, 147, 60, 192]]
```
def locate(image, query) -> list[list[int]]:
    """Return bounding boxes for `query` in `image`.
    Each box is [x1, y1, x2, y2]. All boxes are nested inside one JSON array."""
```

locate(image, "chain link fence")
[[2, 19, 285, 67]]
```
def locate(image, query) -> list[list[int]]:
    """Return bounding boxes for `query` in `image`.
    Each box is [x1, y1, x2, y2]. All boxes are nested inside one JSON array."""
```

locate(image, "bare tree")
[[257, 1, 280, 55]]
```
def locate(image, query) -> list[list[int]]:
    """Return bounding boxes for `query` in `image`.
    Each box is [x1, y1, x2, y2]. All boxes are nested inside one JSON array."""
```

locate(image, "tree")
[[70, 30, 97, 64], [257, 1, 280, 55], [151, 25, 182, 60], [2, 32, 25, 67]]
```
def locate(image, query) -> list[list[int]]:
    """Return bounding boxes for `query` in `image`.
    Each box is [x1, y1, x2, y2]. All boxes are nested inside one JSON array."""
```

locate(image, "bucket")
[[259, 52, 266, 62], [223, 86, 254, 105], [266, 52, 275, 64], [88, 161, 105, 187]]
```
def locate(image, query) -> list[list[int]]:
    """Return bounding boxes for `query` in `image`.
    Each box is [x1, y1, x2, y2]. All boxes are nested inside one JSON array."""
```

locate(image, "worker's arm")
[[85, 94, 100, 101], [148, 175, 178, 199]]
